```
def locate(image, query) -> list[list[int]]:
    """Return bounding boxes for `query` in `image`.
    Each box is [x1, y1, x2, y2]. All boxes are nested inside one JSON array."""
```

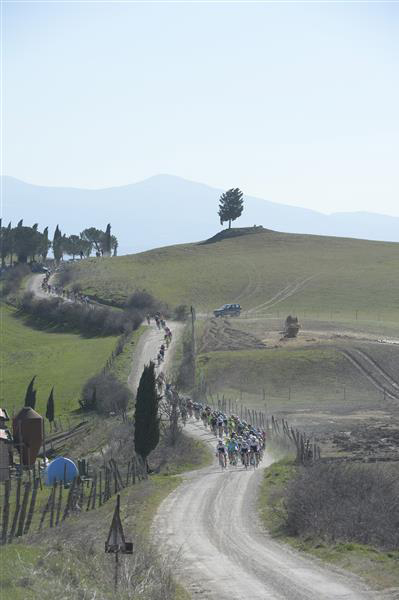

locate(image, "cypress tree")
[[53, 225, 63, 262], [134, 362, 160, 462], [46, 387, 55, 423], [41, 226, 49, 261], [218, 188, 244, 229], [24, 376, 37, 409], [104, 223, 111, 255]]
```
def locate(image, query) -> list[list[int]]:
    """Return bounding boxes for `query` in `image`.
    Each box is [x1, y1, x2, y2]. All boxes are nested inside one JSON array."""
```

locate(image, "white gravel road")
[[26, 273, 48, 298], [128, 320, 183, 396], [153, 421, 374, 600]]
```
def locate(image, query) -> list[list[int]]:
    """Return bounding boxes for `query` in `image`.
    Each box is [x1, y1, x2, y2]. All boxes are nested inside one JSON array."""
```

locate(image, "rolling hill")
[[3, 174, 399, 255], [66, 228, 399, 321], [63, 227, 399, 333]]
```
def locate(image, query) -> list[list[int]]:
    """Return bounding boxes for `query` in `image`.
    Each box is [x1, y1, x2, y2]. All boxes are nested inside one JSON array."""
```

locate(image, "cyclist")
[[186, 398, 193, 418], [217, 414, 224, 438], [210, 413, 218, 436], [216, 439, 227, 469], [227, 436, 238, 466], [249, 435, 260, 468], [180, 404, 188, 425], [240, 438, 250, 468]]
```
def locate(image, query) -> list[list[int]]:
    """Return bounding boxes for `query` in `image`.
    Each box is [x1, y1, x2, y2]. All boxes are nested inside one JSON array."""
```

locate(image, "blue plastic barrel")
[[44, 456, 79, 485]]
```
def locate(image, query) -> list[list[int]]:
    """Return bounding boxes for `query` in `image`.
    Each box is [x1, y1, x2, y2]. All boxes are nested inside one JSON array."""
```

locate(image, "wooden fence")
[[207, 392, 321, 465], [0, 455, 147, 545]]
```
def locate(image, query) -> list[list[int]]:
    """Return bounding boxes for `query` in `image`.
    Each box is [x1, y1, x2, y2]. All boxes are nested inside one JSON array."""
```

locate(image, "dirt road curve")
[[153, 422, 372, 600], [27, 274, 183, 395], [27, 273, 48, 298], [128, 321, 183, 396]]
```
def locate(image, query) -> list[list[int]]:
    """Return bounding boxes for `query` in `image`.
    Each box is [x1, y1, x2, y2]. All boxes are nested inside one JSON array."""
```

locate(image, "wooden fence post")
[[39, 488, 53, 531], [16, 481, 32, 537], [98, 471, 103, 506], [55, 480, 63, 526], [49, 482, 57, 528], [86, 478, 95, 511], [1, 479, 11, 544], [91, 476, 97, 510], [62, 477, 77, 522], [8, 477, 22, 543], [132, 458, 136, 485], [24, 478, 39, 535]]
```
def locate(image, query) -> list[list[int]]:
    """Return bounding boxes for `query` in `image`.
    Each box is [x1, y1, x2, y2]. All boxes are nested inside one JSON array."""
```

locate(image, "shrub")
[[1, 264, 31, 296], [55, 263, 73, 287], [285, 462, 399, 550], [174, 304, 189, 321], [125, 288, 168, 318], [80, 373, 131, 415], [126, 289, 157, 311], [18, 293, 135, 337]]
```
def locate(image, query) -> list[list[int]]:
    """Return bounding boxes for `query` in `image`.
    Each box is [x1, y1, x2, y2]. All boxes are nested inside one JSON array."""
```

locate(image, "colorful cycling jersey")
[[227, 440, 238, 452]]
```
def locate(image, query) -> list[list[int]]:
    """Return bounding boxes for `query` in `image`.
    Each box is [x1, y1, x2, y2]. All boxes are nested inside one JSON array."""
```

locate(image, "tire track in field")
[[247, 274, 318, 314], [341, 348, 399, 401], [232, 259, 264, 305], [357, 349, 399, 391]]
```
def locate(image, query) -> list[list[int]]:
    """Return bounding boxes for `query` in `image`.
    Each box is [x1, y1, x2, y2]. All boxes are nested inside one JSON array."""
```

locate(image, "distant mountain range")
[[2, 174, 399, 254]]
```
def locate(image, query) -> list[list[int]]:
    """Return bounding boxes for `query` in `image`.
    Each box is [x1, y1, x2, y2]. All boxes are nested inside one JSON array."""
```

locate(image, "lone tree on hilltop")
[[134, 362, 160, 466], [218, 188, 244, 229]]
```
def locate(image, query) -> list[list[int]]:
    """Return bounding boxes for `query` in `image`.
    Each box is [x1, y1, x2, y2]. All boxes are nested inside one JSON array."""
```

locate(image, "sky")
[[2, 1, 399, 216]]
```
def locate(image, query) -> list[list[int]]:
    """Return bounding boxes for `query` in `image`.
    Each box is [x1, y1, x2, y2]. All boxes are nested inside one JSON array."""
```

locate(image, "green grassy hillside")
[[0, 304, 117, 416], [197, 345, 381, 414], [68, 229, 399, 321]]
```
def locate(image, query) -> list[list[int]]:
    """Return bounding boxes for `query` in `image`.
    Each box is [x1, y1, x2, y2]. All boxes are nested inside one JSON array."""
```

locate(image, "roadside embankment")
[[258, 459, 399, 594]]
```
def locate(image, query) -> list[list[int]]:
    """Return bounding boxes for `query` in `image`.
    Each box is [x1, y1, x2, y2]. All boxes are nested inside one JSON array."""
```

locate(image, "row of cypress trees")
[[23, 376, 55, 424]]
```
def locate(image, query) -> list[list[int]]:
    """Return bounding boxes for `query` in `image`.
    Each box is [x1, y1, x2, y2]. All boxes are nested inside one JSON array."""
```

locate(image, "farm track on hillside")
[[232, 259, 263, 304], [247, 274, 318, 314], [342, 348, 399, 402]]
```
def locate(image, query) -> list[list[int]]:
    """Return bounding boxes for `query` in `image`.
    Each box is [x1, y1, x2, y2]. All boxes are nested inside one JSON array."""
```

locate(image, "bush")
[[125, 288, 168, 318], [55, 263, 73, 287], [285, 462, 399, 550], [80, 373, 131, 415], [1, 264, 31, 296], [174, 304, 189, 321], [18, 293, 137, 337], [126, 289, 157, 311]]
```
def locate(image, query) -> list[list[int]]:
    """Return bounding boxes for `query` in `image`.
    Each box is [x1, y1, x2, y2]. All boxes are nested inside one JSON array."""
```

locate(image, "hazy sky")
[[2, 1, 399, 215]]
